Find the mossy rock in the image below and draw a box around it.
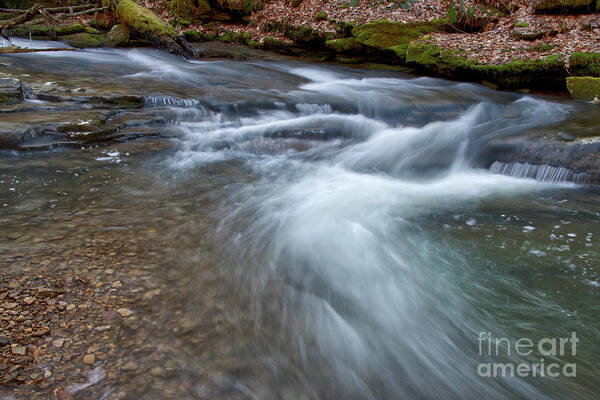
[25,23,84,37]
[534,0,594,14]
[85,27,100,34]
[566,77,600,102]
[0,78,25,105]
[512,28,557,41]
[263,21,328,46]
[216,30,252,44]
[170,0,211,23]
[569,52,600,76]
[325,37,363,53]
[262,37,294,52]
[55,23,85,35]
[406,41,566,89]
[314,11,328,21]
[351,20,446,61]
[105,24,130,47]
[116,0,177,39]
[62,33,105,48]
[183,29,216,42]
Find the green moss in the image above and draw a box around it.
[515,22,529,28]
[512,29,546,41]
[116,0,177,39]
[262,37,293,51]
[566,76,600,101]
[314,11,328,21]
[351,20,446,61]
[216,30,252,44]
[55,23,84,35]
[529,43,555,52]
[325,37,362,53]
[569,52,600,76]
[27,22,84,37]
[406,41,565,88]
[105,24,130,47]
[85,27,100,34]
[184,29,216,42]
[62,33,105,48]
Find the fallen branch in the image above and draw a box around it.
[0,4,41,30]
[19,7,110,28]
[0,4,93,14]
[0,46,76,53]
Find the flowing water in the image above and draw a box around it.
[1,40,600,399]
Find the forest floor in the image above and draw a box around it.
[161,0,600,66]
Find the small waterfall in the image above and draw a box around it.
[144,96,200,108]
[489,161,590,184]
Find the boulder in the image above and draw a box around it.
[566,76,600,102]
[512,28,557,40]
[61,33,105,48]
[0,78,26,105]
[104,24,130,47]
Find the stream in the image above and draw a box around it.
[1,39,599,399]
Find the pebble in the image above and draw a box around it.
[117,308,134,317]
[23,296,35,305]
[122,361,138,371]
[102,310,120,321]
[52,338,65,348]
[0,335,9,346]
[83,354,95,365]
[87,344,100,353]
[559,132,575,142]
[36,287,62,299]
[11,346,26,355]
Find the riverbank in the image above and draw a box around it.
[2,0,600,95]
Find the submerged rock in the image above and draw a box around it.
[566,76,600,102]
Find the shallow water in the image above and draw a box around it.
[1,41,599,399]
